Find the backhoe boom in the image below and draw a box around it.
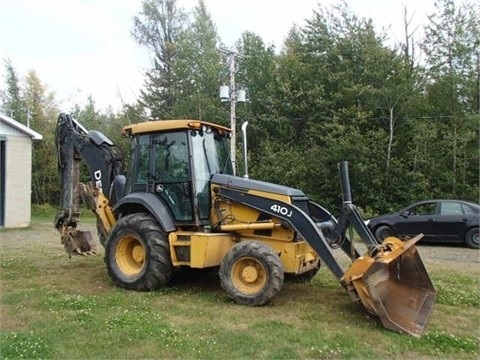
[54,113,123,255]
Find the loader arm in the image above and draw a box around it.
[54,113,124,255]
[211,170,364,280]
[212,161,436,337]
[323,161,378,249]
[213,183,348,279]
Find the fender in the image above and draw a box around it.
[113,192,176,233]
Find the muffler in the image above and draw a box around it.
[342,234,437,337]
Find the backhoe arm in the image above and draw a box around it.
[54,113,124,255]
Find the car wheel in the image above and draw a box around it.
[465,228,479,249]
[374,225,395,242]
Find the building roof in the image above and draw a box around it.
[0,113,43,140]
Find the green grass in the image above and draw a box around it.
[31,203,96,220]
[1,219,479,359]
[434,273,479,307]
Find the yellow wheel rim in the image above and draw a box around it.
[115,236,146,276]
[231,257,267,295]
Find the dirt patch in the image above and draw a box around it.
[1,221,98,252]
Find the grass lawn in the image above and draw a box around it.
[1,219,479,359]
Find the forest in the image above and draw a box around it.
[1,0,479,216]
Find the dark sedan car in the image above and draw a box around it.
[366,200,480,249]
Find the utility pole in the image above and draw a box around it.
[219,47,245,175]
[227,51,237,173]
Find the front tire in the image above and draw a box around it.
[105,213,173,291]
[219,241,284,306]
[374,225,395,242]
[465,228,479,249]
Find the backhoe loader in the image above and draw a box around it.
[54,113,436,337]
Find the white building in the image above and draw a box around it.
[0,113,43,228]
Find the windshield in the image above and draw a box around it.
[191,127,233,179]
[191,127,233,220]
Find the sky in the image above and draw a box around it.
[0,0,436,113]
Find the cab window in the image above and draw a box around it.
[153,132,192,221]
[135,135,150,184]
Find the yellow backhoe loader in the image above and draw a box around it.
[54,113,436,337]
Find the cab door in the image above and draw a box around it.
[152,131,193,222]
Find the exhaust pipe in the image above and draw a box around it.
[241,121,249,178]
[338,161,352,204]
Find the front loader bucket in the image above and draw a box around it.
[61,229,98,256]
[342,235,436,337]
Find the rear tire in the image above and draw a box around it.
[465,228,479,249]
[219,241,284,306]
[374,225,395,242]
[105,213,173,291]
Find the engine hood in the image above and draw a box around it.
[211,174,306,198]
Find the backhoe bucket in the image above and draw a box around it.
[61,229,98,256]
[342,235,436,337]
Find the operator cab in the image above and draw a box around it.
[124,121,233,225]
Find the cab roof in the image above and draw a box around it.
[122,119,231,137]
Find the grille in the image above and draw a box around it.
[175,246,190,262]
[292,198,309,215]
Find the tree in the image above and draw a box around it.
[421,0,479,198]
[171,0,226,122]
[464,1,480,113]
[235,31,283,155]
[236,31,278,117]
[276,2,411,210]
[22,71,59,204]
[132,0,187,118]
[1,60,24,123]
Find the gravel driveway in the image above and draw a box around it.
[416,243,479,272]
[1,221,478,273]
